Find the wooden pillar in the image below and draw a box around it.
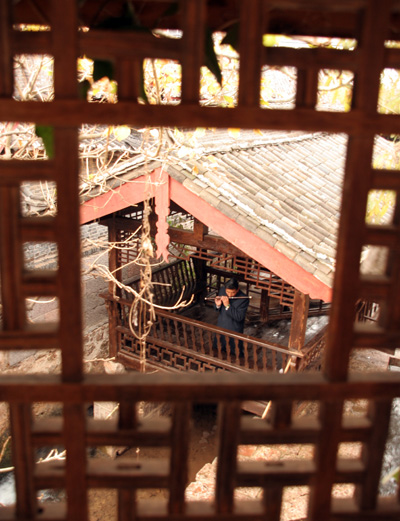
[288,290,310,370]
[108,216,122,358]
[260,289,270,323]
[192,219,209,301]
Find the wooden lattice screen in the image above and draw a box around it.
[1,1,400,520]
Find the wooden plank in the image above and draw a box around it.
[0,160,55,183]
[325,135,376,380]
[0,186,25,330]
[81,30,181,60]
[308,401,344,519]
[180,0,205,103]
[215,401,241,514]
[20,216,57,242]
[64,404,87,520]
[55,127,83,382]
[10,403,36,518]
[357,399,392,510]
[1,99,393,134]
[238,0,265,108]
[0,0,13,97]
[168,403,191,514]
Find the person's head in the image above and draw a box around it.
[225,278,239,298]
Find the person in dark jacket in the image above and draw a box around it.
[213,278,249,356]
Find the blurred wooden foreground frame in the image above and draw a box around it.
[1,0,400,520]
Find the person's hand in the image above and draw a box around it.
[221,296,229,307]
[215,296,222,306]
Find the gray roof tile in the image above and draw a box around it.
[89,129,392,293]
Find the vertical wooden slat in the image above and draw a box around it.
[0,186,24,330]
[296,68,319,109]
[0,0,13,97]
[55,127,83,382]
[118,400,137,521]
[64,403,87,521]
[383,198,400,330]
[51,1,78,99]
[215,401,241,514]
[358,399,392,510]
[308,401,343,520]
[10,403,36,518]
[117,58,141,101]
[181,0,205,103]
[326,1,391,381]
[169,402,191,514]
[263,484,283,521]
[325,134,375,380]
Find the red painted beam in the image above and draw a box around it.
[80,169,164,224]
[80,170,332,302]
[169,179,332,303]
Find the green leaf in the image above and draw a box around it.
[35,125,54,159]
[93,60,115,82]
[221,23,239,52]
[204,28,222,86]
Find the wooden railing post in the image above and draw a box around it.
[288,290,310,371]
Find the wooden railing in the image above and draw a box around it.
[111,297,303,374]
[122,258,198,307]
[297,326,328,372]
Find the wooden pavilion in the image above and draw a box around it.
[1,1,400,520]
[80,129,383,381]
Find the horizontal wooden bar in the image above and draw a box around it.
[80,30,182,60]
[34,461,65,490]
[87,459,170,488]
[239,416,320,445]
[265,47,359,70]
[21,270,58,297]
[20,217,57,242]
[0,371,399,402]
[358,274,391,299]
[3,100,400,135]
[331,496,400,520]
[237,460,315,486]
[86,417,172,447]
[0,160,55,184]
[364,224,399,247]
[32,418,63,446]
[371,168,400,190]
[0,322,59,349]
[12,31,52,55]
[353,322,400,350]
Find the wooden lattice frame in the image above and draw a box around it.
[1,1,400,520]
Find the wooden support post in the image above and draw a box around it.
[260,289,270,323]
[193,218,208,241]
[193,249,208,302]
[288,290,310,370]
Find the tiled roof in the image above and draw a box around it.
[160,130,392,289]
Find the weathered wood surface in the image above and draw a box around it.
[1,1,400,520]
